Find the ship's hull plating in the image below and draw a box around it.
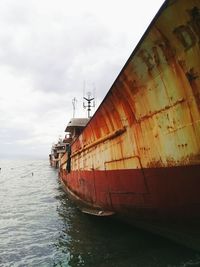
[58,0,200,250]
[61,165,200,217]
[60,165,200,250]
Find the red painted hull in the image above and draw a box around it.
[60,165,200,250]
[60,165,200,219]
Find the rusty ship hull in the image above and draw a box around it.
[59,0,200,250]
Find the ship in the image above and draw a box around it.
[49,138,68,168]
[53,0,200,251]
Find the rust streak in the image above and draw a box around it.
[71,127,126,158]
[136,98,185,122]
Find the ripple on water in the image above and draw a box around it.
[0,159,200,267]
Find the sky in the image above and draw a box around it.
[0,0,164,159]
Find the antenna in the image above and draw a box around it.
[72,97,77,118]
[83,91,95,118]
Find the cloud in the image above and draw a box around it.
[0,0,112,94]
[0,0,164,159]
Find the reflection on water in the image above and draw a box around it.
[0,160,199,267]
[55,188,200,267]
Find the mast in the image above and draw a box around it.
[83,91,95,118]
[72,97,77,118]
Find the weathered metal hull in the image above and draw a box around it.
[60,165,200,219]
[59,0,200,250]
[60,165,200,250]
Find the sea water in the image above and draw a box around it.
[0,159,199,267]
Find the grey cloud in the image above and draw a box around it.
[0,2,112,96]
[0,0,164,159]
[0,126,32,144]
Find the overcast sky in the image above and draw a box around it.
[0,0,164,159]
